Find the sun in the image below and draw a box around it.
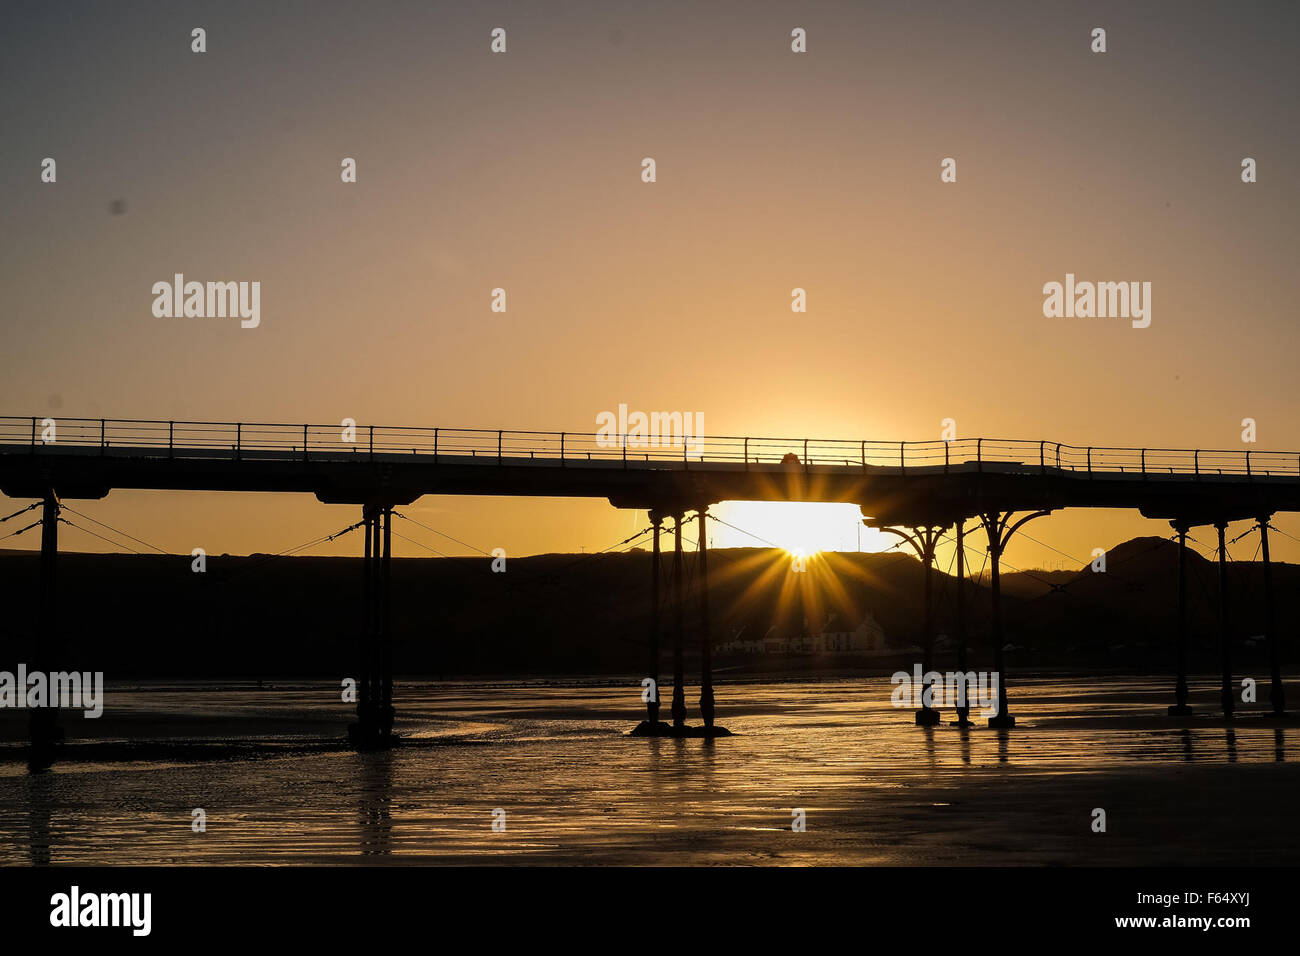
[710,501,893,554]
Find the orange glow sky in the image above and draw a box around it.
[1,1,1297,568]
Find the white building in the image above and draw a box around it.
[812,611,886,655]
[719,614,888,656]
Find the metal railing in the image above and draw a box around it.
[2,416,1297,478]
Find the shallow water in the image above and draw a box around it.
[2,676,1298,865]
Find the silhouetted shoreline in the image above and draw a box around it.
[1,538,1293,677]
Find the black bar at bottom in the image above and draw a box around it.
[0,865,1275,942]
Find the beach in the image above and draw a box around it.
[1,675,1297,866]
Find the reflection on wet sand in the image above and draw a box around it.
[2,675,1298,866]
[25,771,52,866]
[358,752,394,858]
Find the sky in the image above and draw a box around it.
[1,0,1298,570]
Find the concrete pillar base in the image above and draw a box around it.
[639,723,735,738]
[987,713,1016,729]
[914,707,942,726]
[671,724,733,738]
[629,720,676,737]
[348,719,398,751]
[26,720,64,773]
[1166,704,1194,716]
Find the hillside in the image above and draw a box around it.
[0,537,1294,677]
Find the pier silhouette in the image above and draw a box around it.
[3,416,1295,767]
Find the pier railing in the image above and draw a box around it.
[1,416,1296,478]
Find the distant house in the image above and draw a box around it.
[717,624,763,655]
[762,626,791,655]
[719,613,887,656]
[814,611,887,655]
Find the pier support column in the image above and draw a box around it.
[1216,521,1234,719]
[358,508,374,734]
[915,529,941,725]
[1167,521,1193,716]
[379,506,395,739]
[648,513,663,725]
[697,507,715,730]
[670,512,687,731]
[878,524,946,725]
[350,505,375,747]
[350,503,395,750]
[1258,516,1287,718]
[978,510,1051,729]
[631,512,671,736]
[28,491,64,772]
[368,509,382,734]
[986,530,1010,728]
[951,520,974,727]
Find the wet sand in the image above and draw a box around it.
[1,675,1298,865]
